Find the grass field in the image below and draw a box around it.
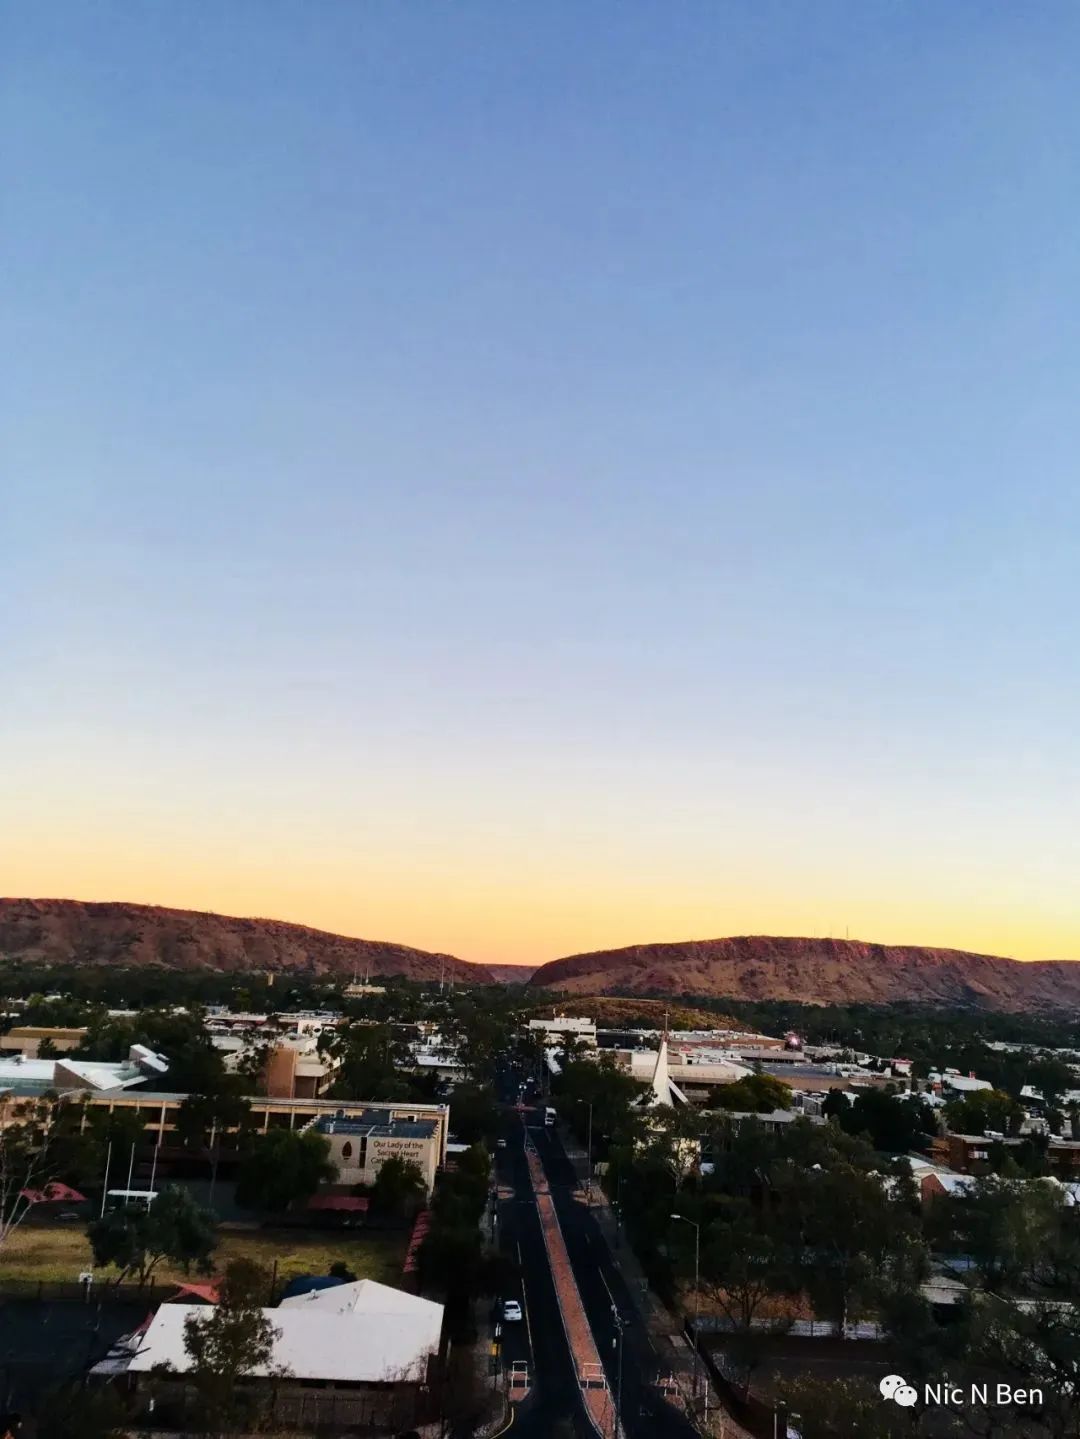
[2,1223,407,1287]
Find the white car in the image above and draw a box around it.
[502,1299,523,1322]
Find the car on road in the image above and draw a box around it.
[502,1299,523,1322]
[496,1137,507,1149]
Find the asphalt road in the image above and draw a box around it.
[492,1051,700,1439]
[495,1110,596,1438]
[530,1123,702,1439]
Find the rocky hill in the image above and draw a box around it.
[486,964,539,984]
[525,995,742,1030]
[0,899,493,984]
[528,935,1080,1013]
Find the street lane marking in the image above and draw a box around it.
[521,1274,535,1361]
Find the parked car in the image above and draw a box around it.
[502,1299,523,1322]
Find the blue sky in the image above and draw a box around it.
[4,3,1080,963]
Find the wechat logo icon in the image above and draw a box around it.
[880,1375,918,1408]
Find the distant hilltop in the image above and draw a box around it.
[529,935,1080,1014]
[486,964,539,984]
[0,898,491,985]
[5,901,1079,1014]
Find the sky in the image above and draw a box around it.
[4,3,1080,967]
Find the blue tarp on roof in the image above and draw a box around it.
[279,1274,347,1302]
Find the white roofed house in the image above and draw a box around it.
[118,1279,445,1431]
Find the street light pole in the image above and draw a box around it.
[585,1101,593,1206]
[671,1213,701,1399]
[600,1263,625,1439]
[611,1310,625,1439]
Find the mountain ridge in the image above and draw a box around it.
[0,898,493,985]
[528,934,1080,1013]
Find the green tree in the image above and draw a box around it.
[774,1376,910,1439]
[944,1087,1023,1138]
[35,1383,128,1439]
[711,1072,793,1113]
[960,1292,1080,1439]
[1026,1056,1075,1110]
[325,1023,419,1101]
[0,1097,68,1251]
[448,1083,500,1145]
[795,1162,917,1330]
[182,1258,282,1429]
[175,1080,252,1151]
[698,1198,797,1334]
[87,1185,217,1286]
[234,1128,336,1213]
[554,1055,645,1156]
[371,1156,428,1220]
[947,1176,1063,1293]
[418,1222,483,1294]
[832,1088,937,1153]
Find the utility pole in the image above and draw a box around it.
[671,1213,701,1398]
[600,1267,624,1439]
[585,1100,593,1206]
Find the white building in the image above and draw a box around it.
[128,1279,444,1386]
[527,1015,597,1047]
[0,1043,168,1103]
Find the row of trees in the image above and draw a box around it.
[552,1054,1080,1438]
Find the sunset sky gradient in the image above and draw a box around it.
[5,4,1080,965]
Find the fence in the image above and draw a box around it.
[130,1380,435,1434]
[0,1277,162,1305]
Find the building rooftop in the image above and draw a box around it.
[1,1025,88,1041]
[0,1043,167,1098]
[130,1283,443,1384]
[314,1115,438,1140]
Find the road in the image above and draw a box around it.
[493,1066,700,1439]
[495,1111,596,1438]
[530,1122,701,1439]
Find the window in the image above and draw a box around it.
[341,1141,353,1159]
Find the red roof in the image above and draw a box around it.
[306,1194,369,1213]
[170,1282,221,1304]
[19,1181,88,1205]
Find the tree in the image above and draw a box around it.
[77,1009,228,1094]
[774,1376,909,1439]
[175,1081,252,1151]
[418,1223,483,1296]
[698,1198,797,1336]
[0,1097,65,1251]
[794,1163,917,1331]
[234,1128,336,1213]
[710,1073,793,1113]
[35,1383,127,1439]
[1026,1056,1075,1111]
[944,1088,1023,1139]
[960,1292,1080,1439]
[87,1185,217,1286]
[554,1055,645,1155]
[832,1089,936,1153]
[447,1083,499,1145]
[371,1156,428,1220]
[821,1088,852,1123]
[182,1258,282,1429]
[947,1176,1063,1293]
[325,1023,421,1102]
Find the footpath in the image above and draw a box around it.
[524,1141,615,1438]
[558,1132,754,1439]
